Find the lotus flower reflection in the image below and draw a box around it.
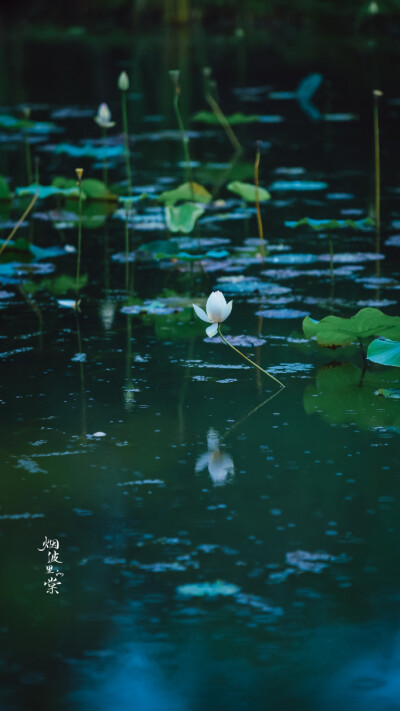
[195,429,234,486]
[193,290,233,338]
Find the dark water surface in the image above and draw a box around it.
[1,23,400,711]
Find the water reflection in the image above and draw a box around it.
[195,428,234,486]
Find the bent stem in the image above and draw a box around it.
[0,189,39,256]
[217,325,284,389]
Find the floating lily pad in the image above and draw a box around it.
[256,308,309,319]
[375,388,400,399]
[368,338,400,367]
[303,308,400,348]
[215,276,291,296]
[176,580,241,598]
[21,274,88,296]
[191,111,259,125]
[16,184,80,199]
[227,181,270,203]
[53,142,124,159]
[204,334,266,347]
[285,217,374,231]
[268,181,328,191]
[165,203,205,234]
[265,253,317,265]
[158,182,211,206]
[0,115,60,134]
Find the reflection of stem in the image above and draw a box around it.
[121,91,132,194]
[178,337,194,441]
[254,145,265,259]
[373,90,382,240]
[173,87,191,184]
[221,387,284,441]
[218,325,285,388]
[211,147,242,201]
[75,314,87,438]
[0,189,39,256]
[19,286,43,350]
[102,126,108,186]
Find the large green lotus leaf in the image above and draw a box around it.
[158,182,211,206]
[0,176,11,200]
[367,338,400,367]
[16,184,80,199]
[165,203,205,234]
[227,181,271,203]
[285,217,374,231]
[303,362,400,430]
[304,308,400,347]
[191,111,259,125]
[52,177,78,190]
[137,240,180,258]
[81,179,113,201]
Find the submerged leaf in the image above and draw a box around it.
[227,181,271,203]
[367,338,400,367]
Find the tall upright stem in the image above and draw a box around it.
[121,91,132,194]
[75,173,83,301]
[102,126,108,186]
[173,87,192,185]
[217,325,284,389]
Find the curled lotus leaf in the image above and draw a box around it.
[367,338,400,367]
[227,181,271,203]
[158,182,211,206]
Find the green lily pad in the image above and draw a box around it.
[191,111,259,125]
[158,182,212,206]
[375,388,400,399]
[285,217,374,231]
[367,338,400,367]
[0,115,59,134]
[165,203,205,234]
[227,181,271,203]
[269,180,328,191]
[303,308,400,348]
[54,142,124,159]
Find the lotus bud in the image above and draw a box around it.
[118,71,129,91]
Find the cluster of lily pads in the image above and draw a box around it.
[0,69,399,385]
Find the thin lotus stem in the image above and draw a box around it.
[373,90,382,243]
[173,87,192,185]
[121,90,132,194]
[75,314,87,438]
[102,126,108,186]
[217,325,285,389]
[125,209,130,292]
[254,143,265,259]
[0,189,39,256]
[75,173,83,301]
[328,233,334,282]
[205,90,242,153]
[24,131,32,185]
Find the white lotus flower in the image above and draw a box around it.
[195,429,234,486]
[94,103,116,129]
[118,71,129,91]
[193,290,233,338]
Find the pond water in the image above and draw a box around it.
[1,22,400,711]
